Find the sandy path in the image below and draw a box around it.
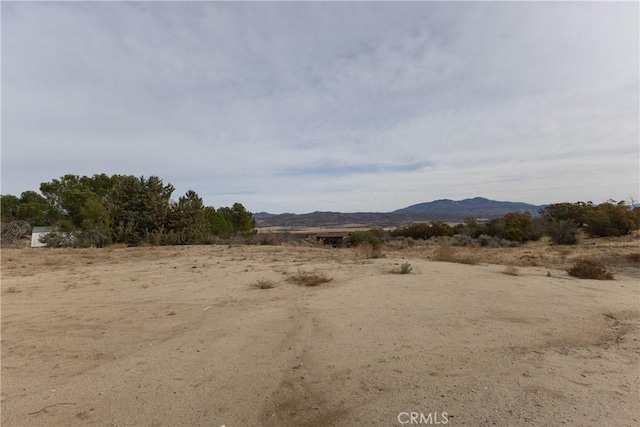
[1,245,639,426]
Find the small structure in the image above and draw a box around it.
[30,226,56,248]
[315,232,350,248]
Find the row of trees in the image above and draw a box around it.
[391,200,639,245]
[1,174,256,246]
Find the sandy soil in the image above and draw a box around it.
[2,242,639,426]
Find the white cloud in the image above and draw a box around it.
[2,1,638,213]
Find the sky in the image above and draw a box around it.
[1,1,638,214]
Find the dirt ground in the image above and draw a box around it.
[1,240,639,426]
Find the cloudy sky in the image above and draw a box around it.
[2,1,638,213]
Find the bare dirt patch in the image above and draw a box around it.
[2,241,639,426]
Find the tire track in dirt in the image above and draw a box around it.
[259,293,352,427]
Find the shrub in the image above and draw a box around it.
[486,212,532,242]
[39,231,76,247]
[452,234,474,247]
[252,278,278,289]
[547,219,578,245]
[399,262,412,274]
[392,221,454,240]
[0,220,31,247]
[586,201,637,237]
[477,234,495,247]
[346,231,382,248]
[502,265,520,276]
[76,228,110,248]
[287,269,333,286]
[567,259,614,280]
[433,246,479,265]
[625,253,640,263]
[453,217,487,238]
[355,243,384,259]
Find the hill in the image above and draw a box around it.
[393,197,541,218]
[255,197,543,228]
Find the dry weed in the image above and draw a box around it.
[625,253,640,263]
[502,265,520,276]
[354,244,384,259]
[287,269,333,286]
[567,259,614,280]
[252,278,278,289]
[434,246,479,265]
[391,262,413,274]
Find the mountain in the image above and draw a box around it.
[254,197,544,228]
[393,197,542,218]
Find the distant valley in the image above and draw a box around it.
[254,197,543,228]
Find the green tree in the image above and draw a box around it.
[39,174,119,228]
[540,202,590,227]
[7,191,60,225]
[392,221,454,240]
[547,219,579,245]
[204,206,233,238]
[106,175,174,245]
[585,201,637,237]
[168,190,207,244]
[486,212,532,242]
[218,203,256,237]
[453,217,487,238]
[1,194,21,222]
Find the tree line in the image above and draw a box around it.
[391,200,639,245]
[1,174,256,247]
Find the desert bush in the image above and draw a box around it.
[625,253,640,263]
[287,269,333,286]
[477,234,495,247]
[399,262,412,274]
[355,243,384,259]
[502,265,520,276]
[76,228,110,248]
[434,245,456,262]
[453,217,487,238]
[39,231,76,248]
[526,217,547,241]
[585,201,637,237]
[252,278,278,289]
[452,234,474,247]
[247,232,286,246]
[392,221,454,240]
[433,246,479,265]
[346,230,382,248]
[476,234,519,248]
[547,219,578,245]
[486,212,533,243]
[567,259,614,280]
[0,220,31,247]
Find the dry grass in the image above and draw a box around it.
[625,253,640,263]
[252,278,279,289]
[391,262,413,274]
[567,259,614,280]
[354,244,384,259]
[502,265,520,276]
[287,269,333,287]
[552,247,573,258]
[433,246,479,265]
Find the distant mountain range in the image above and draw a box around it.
[254,197,543,228]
